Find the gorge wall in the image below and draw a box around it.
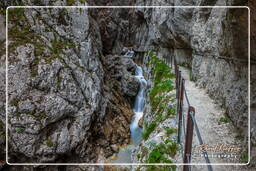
[0,0,139,164]
[0,0,255,170]
[132,0,255,166]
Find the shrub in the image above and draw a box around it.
[167,108,176,116]
[147,143,172,163]
[142,122,157,140]
[165,128,177,137]
[146,142,178,164]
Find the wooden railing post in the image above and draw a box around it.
[183,106,195,171]
[177,78,185,144]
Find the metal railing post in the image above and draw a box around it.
[183,106,195,171]
[177,78,185,144]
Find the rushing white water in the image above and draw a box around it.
[130,66,147,145]
[111,65,147,163]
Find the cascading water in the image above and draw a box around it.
[130,66,147,145]
[111,64,147,163]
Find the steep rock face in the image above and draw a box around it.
[0,0,255,168]
[133,0,254,164]
[91,55,139,159]
[0,1,139,164]
[191,4,249,138]
[7,7,105,163]
[133,0,195,63]
[89,7,134,55]
[0,13,6,161]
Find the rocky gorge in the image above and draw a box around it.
[0,0,255,171]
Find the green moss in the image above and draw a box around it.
[66,0,76,6]
[16,127,25,133]
[46,39,76,64]
[8,8,25,22]
[38,112,46,120]
[219,117,231,123]
[241,152,249,163]
[46,137,54,147]
[142,122,157,140]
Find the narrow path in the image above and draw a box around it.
[177,67,251,171]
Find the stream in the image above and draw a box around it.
[111,64,147,163]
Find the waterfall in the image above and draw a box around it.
[130,66,147,145]
[111,63,147,163]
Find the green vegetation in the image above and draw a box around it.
[219,117,231,123]
[145,142,177,170]
[46,137,54,147]
[165,127,177,137]
[241,152,249,163]
[137,154,141,159]
[139,51,178,169]
[148,51,175,115]
[66,0,76,6]
[149,80,174,101]
[141,51,176,140]
[167,108,176,116]
[8,7,77,78]
[16,127,25,133]
[142,122,157,140]
[147,143,172,163]
[79,0,86,3]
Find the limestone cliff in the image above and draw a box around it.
[0,1,139,164]
[0,0,255,170]
[132,0,254,166]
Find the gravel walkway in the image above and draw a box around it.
[175,66,252,171]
